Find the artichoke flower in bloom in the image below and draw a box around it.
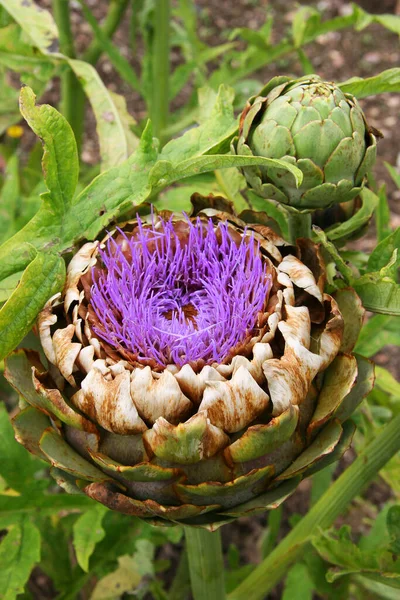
[233,75,378,211]
[5,200,372,529]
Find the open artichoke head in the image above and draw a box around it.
[5,199,373,529]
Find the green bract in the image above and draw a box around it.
[233,75,378,211]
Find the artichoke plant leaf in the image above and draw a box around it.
[149,154,303,194]
[0,0,58,52]
[367,227,400,274]
[0,404,46,493]
[19,85,79,215]
[339,68,400,99]
[0,516,41,600]
[0,251,65,360]
[354,274,400,316]
[0,0,129,172]
[312,525,400,584]
[72,504,107,572]
[0,493,94,518]
[68,59,129,171]
[161,84,238,162]
[325,188,379,243]
[0,84,77,282]
[355,314,400,357]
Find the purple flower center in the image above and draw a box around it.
[90,216,271,368]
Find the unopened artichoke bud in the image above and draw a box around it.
[5,201,373,529]
[233,75,378,211]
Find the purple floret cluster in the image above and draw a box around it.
[90,215,271,367]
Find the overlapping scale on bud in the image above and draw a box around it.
[5,199,373,529]
[233,75,378,211]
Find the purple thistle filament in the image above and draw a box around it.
[90,216,272,368]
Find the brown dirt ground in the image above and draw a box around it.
[5,1,400,598]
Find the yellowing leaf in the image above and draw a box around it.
[90,555,141,600]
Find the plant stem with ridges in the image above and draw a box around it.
[151,0,170,144]
[229,412,400,600]
[169,549,191,600]
[185,527,226,600]
[83,0,130,65]
[73,0,130,155]
[52,0,79,138]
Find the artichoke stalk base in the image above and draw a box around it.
[5,198,373,530]
[233,75,378,211]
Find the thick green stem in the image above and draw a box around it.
[229,412,400,600]
[151,0,170,144]
[83,0,130,65]
[169,549,191,600]
[287,210,312,243]
[73,0,129,156]
[52,0,80,137]
[184,527,226,600]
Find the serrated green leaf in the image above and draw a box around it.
[19,86,78,215]
[133,539,155,577]
[160,84,237,162]
[355,315,400,357]
[38,516,74,594]
[292,6,320,48]
[150,154,303,194]
[0,517,41,600]
[0,493,94,520]
[339,68,400,98]
[64,120,156,243]
[0,83,78,283]
[374,14,400,35]
[326,188,378,243]
[313,526,400,583]
[73,505,107,572]
[368,228,400,273]
[0,404,46,493]
[0,251,65,360]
